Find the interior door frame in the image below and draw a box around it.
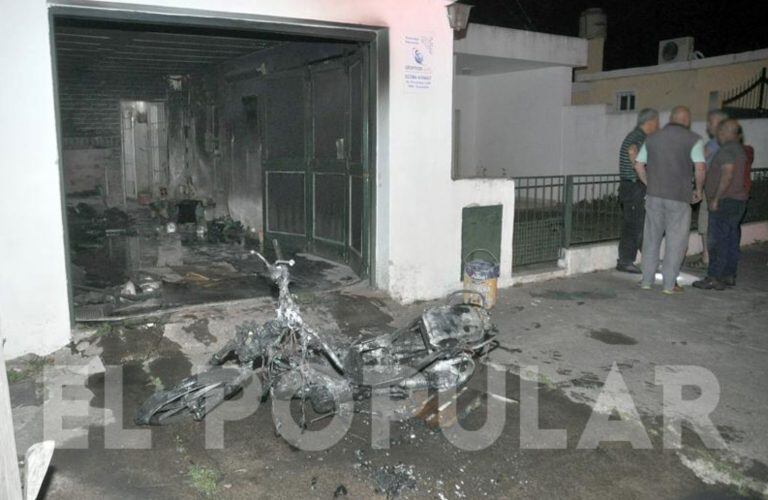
[119,99,169,203]
[48,3,387,331]
[119,100,138,203]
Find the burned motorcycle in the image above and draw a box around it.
[135,244,497,426]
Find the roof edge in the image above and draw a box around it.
[576,47,768,82]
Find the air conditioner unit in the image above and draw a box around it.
[658,37,694,64]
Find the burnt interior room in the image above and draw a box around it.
[54,16,370,319]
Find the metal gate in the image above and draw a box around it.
[262,52,369,276]
[262,69,308,252]
[721,67,767,118]
[512,176,565,268]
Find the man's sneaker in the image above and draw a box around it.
[616,263,642,274]
[721,276,736,287]
[693,277,726,291]
[639,282,652,290]
[662,284,685,295]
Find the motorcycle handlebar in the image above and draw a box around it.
[250,250,294,269]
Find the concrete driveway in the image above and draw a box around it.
[8,245,768,498]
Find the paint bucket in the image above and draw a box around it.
[463,249,499,309]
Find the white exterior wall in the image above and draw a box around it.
[452,75,479,178]
[456,66,573,177]
[0,0,521,357]
[562,106,768,175]
[455,24,587,69]
[0,1,71,359]
[475,66,572,177]
[560,221,768,278]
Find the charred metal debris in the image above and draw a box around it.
[136,243,498,430]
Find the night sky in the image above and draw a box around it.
[461,0,768,71]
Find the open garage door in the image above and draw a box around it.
[51,6,380,324]
[263,51,369,276]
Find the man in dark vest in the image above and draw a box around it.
[633,106,706,294]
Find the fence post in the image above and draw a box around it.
[563,175,574,248]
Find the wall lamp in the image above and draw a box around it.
[446,2,473,31]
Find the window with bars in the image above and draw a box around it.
[616,91,636,112]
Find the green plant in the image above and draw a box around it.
[95,323,113,337]
[6,369,25,383]
[146,376,164,392]
[187,465,219,497]
[6,356,52,383]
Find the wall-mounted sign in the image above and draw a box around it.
[404,34,434,92]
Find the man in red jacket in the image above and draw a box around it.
[741,128,754,195]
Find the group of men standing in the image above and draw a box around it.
[616,105,753,293]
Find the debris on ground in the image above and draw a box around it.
[372,463,417,497]
[73,202,98,220]
[207,217,245,243]
[104,207,131,229]
[67,203,133,249]
[66,201,357,322]
[413,386,487,429]
[135,274,162,294]
[120,280,137,296]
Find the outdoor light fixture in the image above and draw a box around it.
[446,2,473,31]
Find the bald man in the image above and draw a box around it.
[634,106,706,294]
[693,119,749,291]
[696,109,729,268]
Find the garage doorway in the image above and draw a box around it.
[50,7,381,318]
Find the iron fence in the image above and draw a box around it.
[565,174,622,246]
[745,168,768,223]
[512,168,768,268]
[512,176,565,268]
[721,67,768,119]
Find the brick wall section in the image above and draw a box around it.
[62,147,120,192]
[57,67,168,204]
[57,68,168,145]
